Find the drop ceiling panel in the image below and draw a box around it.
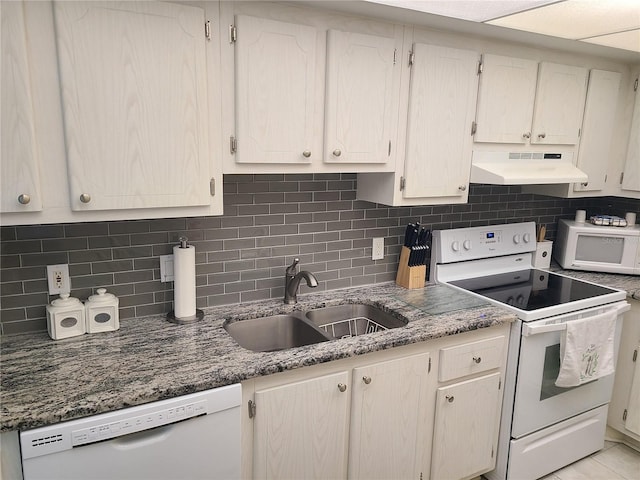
[487,0,640,40]
[582,28,640,52]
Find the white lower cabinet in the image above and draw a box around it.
[242,323,509,479]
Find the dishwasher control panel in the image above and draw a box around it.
[71,399,207,446]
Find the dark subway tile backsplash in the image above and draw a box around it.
[1,174,639,335]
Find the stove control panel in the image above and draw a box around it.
[434,222,537,264]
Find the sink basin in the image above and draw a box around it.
[223,314,329,352]
[305,304,407,339]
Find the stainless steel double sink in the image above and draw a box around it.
[223,303,407,352]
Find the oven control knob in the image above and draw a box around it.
[463,240,471,250]
[513,234,521,244]
[523,233,531,243]
[451,241,460,252]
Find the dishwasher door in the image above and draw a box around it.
[20,384,241,480]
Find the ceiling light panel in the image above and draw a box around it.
[487,0,640,40]
[364,0,559,22]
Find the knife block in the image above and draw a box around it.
[396,246,426,289]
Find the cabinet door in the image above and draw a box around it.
[403,44,479,199]
[474,54,538,144]
[531,62,588,145]
[54,1,211,211]
[324,29,399,164]
[624,344,640,436]
[574,70,621,193]
[431,372,502,480]
[349,353,431,480]
[622,79,640,193]
[1,0,42,213]
[235,15,319,164]
[253,371,350,479]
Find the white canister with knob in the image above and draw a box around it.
[46,294,86,340]
[85,288,120,333]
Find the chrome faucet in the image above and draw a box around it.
[284,258,318,304]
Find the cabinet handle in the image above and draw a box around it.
[473,356,482,364]
[332,149,342,157]
[302,150,311,158]
[446,395,454,403]
[337,383,347,392]
[522,132,531,139]
[80,193,92,203]
[581,182,589,187]
[17,194,31,205]
[458,185,467,192]
[537,133,546,139]
[362,376,372,384]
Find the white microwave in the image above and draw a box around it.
[554,219,640,275]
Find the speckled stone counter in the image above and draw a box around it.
[549,263,640,300]
[0,282,514,433]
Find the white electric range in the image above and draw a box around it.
[430,222,629,480]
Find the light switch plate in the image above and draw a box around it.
[160,255,174,282]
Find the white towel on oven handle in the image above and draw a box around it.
[555,309,617,388]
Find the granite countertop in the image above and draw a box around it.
[549,263,640,300]
[0,282,514,433]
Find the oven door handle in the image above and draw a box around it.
[522,302,630,337]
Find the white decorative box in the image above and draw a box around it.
[85,288,119,333]
[46,294,86,340]
[532,240,553,269]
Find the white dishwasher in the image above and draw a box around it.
[19,384,241,480]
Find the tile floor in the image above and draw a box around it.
[541,441,640,479]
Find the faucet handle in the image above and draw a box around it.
[286,258,300,275]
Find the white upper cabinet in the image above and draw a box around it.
[324,30,399,165]
[1,1,42,213]
[402,43,479,200]
[474,55,538,144]
[531,62,588,145]
[573,70,622,193]
[474,55,588,146]
[54,1,212,211]
[622,77,640,193]
[234,15,319,164]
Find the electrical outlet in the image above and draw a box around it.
[372,237,385,260]
[46,264,70,295]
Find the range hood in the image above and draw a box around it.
[470,151,588,185]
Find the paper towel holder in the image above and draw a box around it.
[167,236,204,325]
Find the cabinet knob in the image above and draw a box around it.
[581,182,589,187]
[537,133,546,139]
[473,356,482,364]
[362,376,372,384]
[17,194,31,205]
[337,383,347,392]
[446,395,455,403]
[522,132,531,139]
[458,185,467,192]
[332,149,342,157]
[302,150,311,158]
[80,193,91,203]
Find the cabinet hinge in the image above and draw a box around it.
[633,349,638,362]
[477,57,483,75]
[400,176,406,191]
[229,24,237,43]
[393,48,397,65]
[420,473,423,480]
[491,447,495,458]
[428,357,432,373]
[230,136,237,154]
[499,378,502,390]
[623,409,627,421]
[408,51,415,66]
[620,172,625,184]
[578,128,581,138]
[634,77,639,92]
[248,400,256,419]
[605,174,608,183]
[210,178,216,196]
[388,140,392,156]
[471,121,477,136]
[205,20,211,40]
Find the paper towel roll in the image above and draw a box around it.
[173,244,196,319]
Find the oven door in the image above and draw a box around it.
[511,302,629,439]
